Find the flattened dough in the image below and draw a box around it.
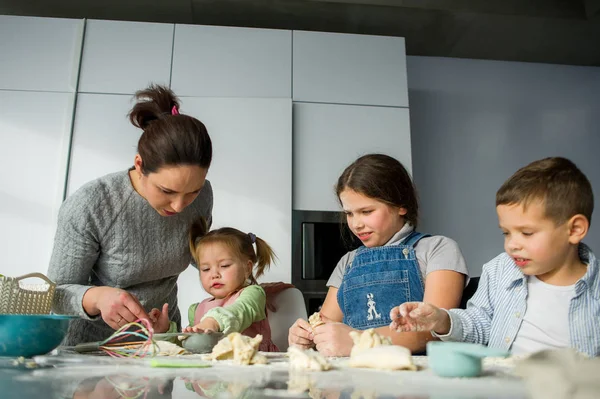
[349,328,392,357]
[209,332,266,365]
[348,345,416,371]
[288,346,332,371]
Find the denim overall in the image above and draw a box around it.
[337,231,429,329]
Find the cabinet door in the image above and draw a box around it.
[293,31,408,107]
[66,94,140,195]
[176,98,292,314]
[79,20,174,94]
[0,91,74,275]
[293,103,412,211]
[171,25,291,98]
[0,16,83,92]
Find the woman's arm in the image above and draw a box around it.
[47,196,102,319]
[47,191,150,329]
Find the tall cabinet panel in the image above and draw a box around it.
[171,25,291,98]
[293,102,412,212]
[175,98,292,314]
[0,16,83,92]
[78,20,174,94]
[66,94,140,195]
[293,31,408,107]
[0,91,74,274]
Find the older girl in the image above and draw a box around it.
[288,154,469,355]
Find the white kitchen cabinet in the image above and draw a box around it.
[0,16,83,92]
[78,20,174,94]
[171,25,291,98]
[293,102,412,211]
[293,31,409,107]
[175,97,292,314]
[0,90,74,275]
[66,93,140,195]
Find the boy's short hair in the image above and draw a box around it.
[496,157,594,225]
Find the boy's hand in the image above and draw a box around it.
[149,303,170,333]
[389,302,451,335]
[183,317,220,333]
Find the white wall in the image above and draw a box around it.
[408,56,600,276]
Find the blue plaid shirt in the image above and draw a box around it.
[436,243,600,357]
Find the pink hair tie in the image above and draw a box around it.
[171,105,179,116]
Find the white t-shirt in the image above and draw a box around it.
[327,223,469,288]
[511,275,575,355]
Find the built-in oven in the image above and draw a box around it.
[292,210,362,315]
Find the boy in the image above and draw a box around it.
[390,157,600,356]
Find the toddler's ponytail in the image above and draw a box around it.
[252,236,277,281]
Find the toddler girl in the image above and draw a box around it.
[183,217,279,352]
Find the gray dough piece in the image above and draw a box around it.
[182,332,225,354]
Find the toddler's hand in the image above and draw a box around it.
[183,317,220,333]
[389,302,450,335]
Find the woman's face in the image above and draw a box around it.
[131,155,208,217]
[339,189,407,247]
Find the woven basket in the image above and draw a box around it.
[0,273,56,315]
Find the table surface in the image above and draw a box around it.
[0,352,528,399]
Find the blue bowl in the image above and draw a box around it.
[427,342,510,378]
[0,314,78,358]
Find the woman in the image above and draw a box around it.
[48,84,213,345]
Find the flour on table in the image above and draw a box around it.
[208,332,266,365]
[288,346,332,371]
[348,345,417,371]
[514,348,599,399]
[349,328,392,357]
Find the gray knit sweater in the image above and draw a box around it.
[47,170,213,345]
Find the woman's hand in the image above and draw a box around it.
[389,302,450,334]
[83,287,151,330]
[183,317,220,333]
[148,303,170,333]
[312,322,355,357]
[288,318,315,349]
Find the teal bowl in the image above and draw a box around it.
[427,342,510,378]
[0,314,78,358]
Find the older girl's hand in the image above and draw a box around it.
[288,318,315,349]
[84,287,151,331]
[389,302,450,335]
[312,322,355,357]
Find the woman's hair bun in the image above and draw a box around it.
[129,84,180,130]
